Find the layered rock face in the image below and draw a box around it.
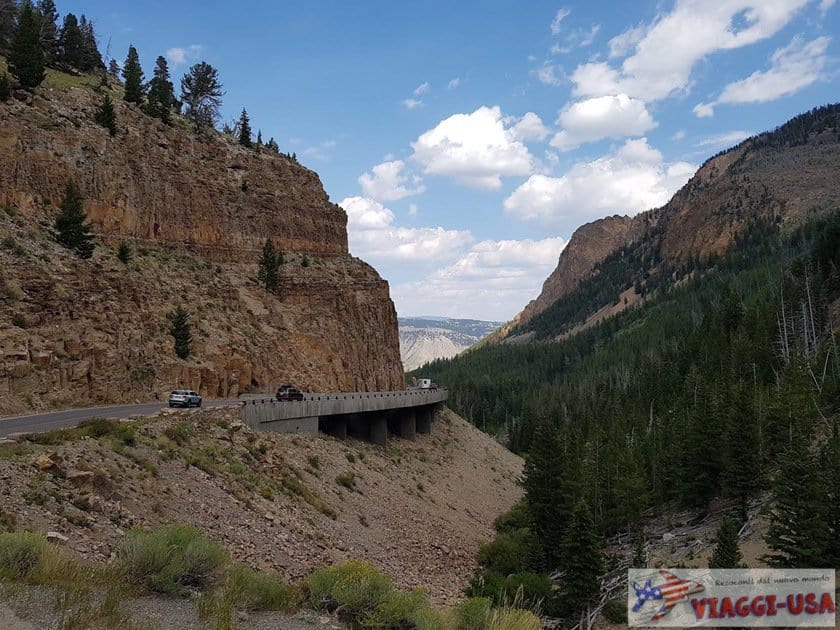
[0,88,404,415]
[514,111,840,329]
[515,214,646,328]
[0,90,346,259]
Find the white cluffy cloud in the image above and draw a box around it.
[551,8,571,35]
[572,0,811,101]
[411,106,535,189]
[551,94,657,151]
[510,112,550,142]
[448,77,461,89]
[165,44,202,67]
[339,197,472,263]
[504,138,696,224]
[359,160,425,202]
[392,237,568,320]
[694,35,830,117]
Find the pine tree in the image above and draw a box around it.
[36,0,57,61]
[94,94,116,135]
[257,238,279,293]
[709,517,743,568]
[238,108,252,147]
[145,56,175,123]
[77,15,102,71]
[167,305,192,359]
[559,501,602,615]
[256,129,262,147]
[180,61,222,130]
[764,438,832,568]
[0,0,17,53]
[9,1,45,90]
[57,12,82,68]
[523,419,580,568]
[818,429,840,569]
[107,58,119,79]
[122,45,144,105]
[116,241,131,264]
[55,180,94,259]
[724,385,762,520]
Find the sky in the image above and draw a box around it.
[62,0,838,320]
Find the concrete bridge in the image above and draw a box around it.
[241,389,448,445]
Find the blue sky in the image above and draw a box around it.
[64,0,837,320]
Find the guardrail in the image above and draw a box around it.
[240,388,448,405]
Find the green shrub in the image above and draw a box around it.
[308,560,392,617]
[486,607,541,630]
[469,570,555,616]
[602,597,628,624]
[454,597,492,629]
[163,422,193,446]
[309,560,444,628]
[117,524,227,595]
[2,235,25,256]
[0,532,48,579]
[226,564,302,611]
[335,472,356,489]
[492,502,529,534]
[369,588,443,629]
[476,528,539,575]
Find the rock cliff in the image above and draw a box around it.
[0,87,404,415]
[513,104,840,331]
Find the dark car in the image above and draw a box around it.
[276,384,304,401]
[168,389,202,408]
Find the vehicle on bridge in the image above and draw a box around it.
[414,378,437,390]
[276,384,304,401]
[168,390,202,408]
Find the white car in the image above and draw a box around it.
[168,390,202,408]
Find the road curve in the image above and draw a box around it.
[0,399,241,439]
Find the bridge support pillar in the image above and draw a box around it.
[416,406,432,434]
[369,413,388,446]
[397,409,417,441]
[321,416,347,439]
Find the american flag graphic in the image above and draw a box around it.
[632,569,705,622]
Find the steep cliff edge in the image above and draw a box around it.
[511,104,840,333]
[0,87,404,415]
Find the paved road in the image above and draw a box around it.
[0,399,241,439]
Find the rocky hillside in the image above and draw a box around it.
[0,84,404,415]
[511,104,840,336]
[399,317,503,372]
[0,406,523,603]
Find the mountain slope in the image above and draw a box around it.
[399,317,503,371]
[0,406,523,603]
[511,104,840,340]
[0,83,404,415]
[419,105,839,538]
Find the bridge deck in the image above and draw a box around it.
[241,389,448,443]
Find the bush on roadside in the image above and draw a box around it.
[454,597,492,629]
[0,532,48,579]
[476,528,540,576]
[226,564,302,611]
[308,559,444,628]
[117,524,227,595]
